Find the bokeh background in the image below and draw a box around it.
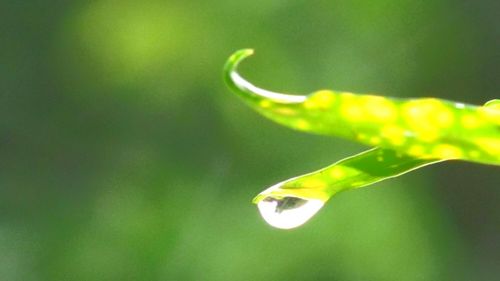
[1,0,499,280]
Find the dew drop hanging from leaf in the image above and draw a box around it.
[257,196,324,229]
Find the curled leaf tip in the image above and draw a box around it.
[224,49,254,73]
[223,49,254,93]
[224,49,306,104]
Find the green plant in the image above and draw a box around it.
[224,49,500,229]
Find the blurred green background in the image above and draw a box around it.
[1,0,499,280]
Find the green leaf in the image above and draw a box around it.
[224,49,500,229]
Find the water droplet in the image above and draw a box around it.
[257,196,324,229]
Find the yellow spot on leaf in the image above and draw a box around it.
[402,99,455,133]
[301,178,327,189]
[356,133,368,141]
[369,136,381,145]
[417,129,440,142]
[329,167,344,179]
[381,125,406,146]
[362,96,398,122]
[295,119,310,130]
[475,138,500,155]
[259,100,272,108]
[340,93,365,121]
[435,110,454,127]
[306,90,336,109]
[274,107,297,116]
[303,99,316,109]
[461,114,481,129]
[433,144,462,159]
[341,104,364,121]
[408,145,425,157]
[479,107,500,125]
